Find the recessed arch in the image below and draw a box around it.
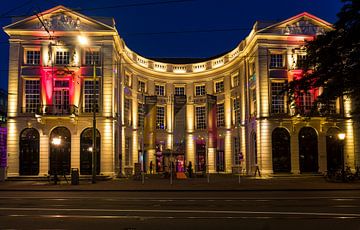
[272,127,291,173]
[49,127,71,175]
[19,128,40,175]
[80,128,101,175]
[298,127,318,173]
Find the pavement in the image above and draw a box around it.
[1,174,360,191]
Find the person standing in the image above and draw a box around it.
[149,161,153,174]
[188,161,193,178]
[254,163,261,177]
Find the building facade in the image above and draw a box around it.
[3,6,359,178]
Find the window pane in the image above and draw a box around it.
[25,80,40,113]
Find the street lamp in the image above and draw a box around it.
[78,35,97,184]
[338,132,346,181]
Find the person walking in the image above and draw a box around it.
[254,162,261,177]
[188,161,193,178]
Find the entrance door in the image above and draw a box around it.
[196,142,206,172]
[19,128,40,175]
[326,128,342,171]
[49,127,71,175]
[299,127,318,173]
[53,88,69,114]
[272,128,291,173]
[80,128,101,175]
[216,151,225,172]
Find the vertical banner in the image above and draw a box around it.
[144,96,157,150]
[207,94,217,148]
[173,95,187,154]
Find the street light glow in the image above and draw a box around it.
[51,137,61,146]
[338,133,346,140]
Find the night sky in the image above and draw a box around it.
[0,0,343,91]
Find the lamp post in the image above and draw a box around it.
[78,35,97,184]
[338,133,346,181]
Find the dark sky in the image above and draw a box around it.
[0,0,343,91]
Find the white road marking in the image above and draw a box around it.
[0,207,359,217]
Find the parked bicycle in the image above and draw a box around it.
[324,166,355,182]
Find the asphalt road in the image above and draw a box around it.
[0,190,359,230]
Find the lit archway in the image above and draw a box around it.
[80,128,101,175]
[49,127,71,175]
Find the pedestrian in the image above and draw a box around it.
[149,161,153,174]
[254,163,261,177]
[188,161,193,178]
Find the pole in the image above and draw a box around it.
[170,94,173,185]
[142,93,145,184]
[92,57,97,184]
[341,140,345,182]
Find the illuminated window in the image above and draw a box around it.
[271,81,286,114]
[175,86,185,95]
[138,103,144,129]
[124,98,132,126]
[299,91,314,114]
[233,97,241,126]
[270,54,284,68]
[24,80,40,113]
[250,88,257,116]
[232,74,239,88]
[155,84,165,96]
[215,81,224,93]
[216,103,225,127]
[156,106,165,130]
[196,106,206,129]
[25,50,40,65]
[138,80,146,93]
[195,85,206,96]
[85,50,100,65]
[55,50,70,65]
[83,80,99,113]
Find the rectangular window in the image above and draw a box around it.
[138,103,144,129]
[232,74,239,88]
[271,82,286,114]
[196,106,206,129]
[296,54,307,69]
[83,80,99,113]
[155,84,165,96]
[299,91,313,114]
[156,106,165,129]
[125,137,131,166]
[85,50,100,65]
[26,50,40,65]
[215,81,224,93]
[24,80,40,113]
[195,85,206,96]
[270,54,284,68]
[250,88,257,116]
[54,80,69,88]
[175,86,185,95]
[233,97,241,126]
[55,50,70,65]
[138,80,146,93]
[216,103,225,127]
[234,137,240,165]
[124,98,132,126]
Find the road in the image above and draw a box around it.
[0,190,359,230]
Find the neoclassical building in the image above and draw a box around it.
[3,5,359,178]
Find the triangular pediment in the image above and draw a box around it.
[257,12,333,36]
[4,5,116,34]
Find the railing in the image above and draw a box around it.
[35,105,79,116]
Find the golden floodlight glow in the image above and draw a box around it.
[77,35,89,46]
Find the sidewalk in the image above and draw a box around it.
[1,174,360,191]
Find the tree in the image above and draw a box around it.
[287,0,360,120]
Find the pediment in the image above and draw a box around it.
[258,12,333,36]
[4,5,115,34]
